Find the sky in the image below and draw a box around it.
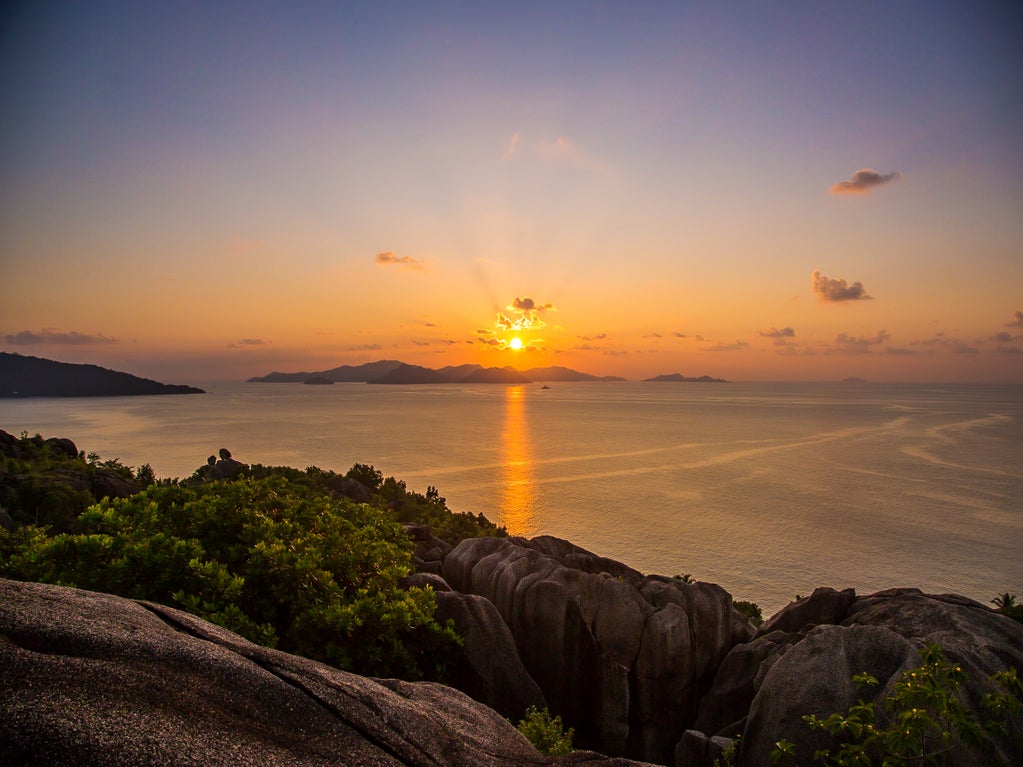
[2,1,1022,383]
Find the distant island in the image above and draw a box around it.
[0,352,205,397]
[249,360,631,385]
[642,372,727,383]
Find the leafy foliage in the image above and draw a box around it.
[0,477,460,679]
[770,643,1022,766]
[734,599,764,626]
[992,593,1023,624]
[516,706,574,756]
[0,431,137,531]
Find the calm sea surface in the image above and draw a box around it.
[2,381,1021,616]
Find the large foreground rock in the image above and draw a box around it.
[0,579,654,767]
[442,536,754,764]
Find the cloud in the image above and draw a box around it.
[812,271,873,302]
[643,332,663,339]
[347,343,382,351]
[990,331,1020,343]
[830,330,891,354]
[475,328,496,336]
[829,168,902,195]
[5,329,117,346]
[1005,311,1023,328]
[501,133,521,161]
[228,338,271,348]
[702,340,749,352]
[490,297,555,333]
[912,335,980,354]
[509,297,554,312]
[578,333,607,341]
[374,251,424,270]
[673,332,688,338]
[758,326,795,340]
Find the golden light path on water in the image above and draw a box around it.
[499,385,536,537]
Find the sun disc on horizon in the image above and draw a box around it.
[509,337,523,350]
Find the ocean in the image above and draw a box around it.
[2,380,1021,617]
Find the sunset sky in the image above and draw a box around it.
[2,2,1022,383]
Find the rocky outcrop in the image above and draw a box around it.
[404,572,547,720]
[756,586,856,635]
[685,588,1023,767]
[406,523,454,573]
[441,536,754,764]
[0,578,655,767]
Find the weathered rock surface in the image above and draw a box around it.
[755,586,856,636]
[687,588,1023,767]
[405,571,546,720]
[441,536,754,764]
[0,578,655,767]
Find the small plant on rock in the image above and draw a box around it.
[516,706,574,756]
[770,643,1022,766]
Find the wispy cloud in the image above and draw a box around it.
[702,340,749,352]
[829,330,891,354]
[812,271,873,302]
[578,333,607,341]
[374,251,424,270]
[758,326,796,344]
[829,168,902,195]
[228,338,271,348]
[1005,310,1023,328]
[5,328,117,346]
[501,133,521,161]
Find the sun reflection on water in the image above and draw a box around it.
[500,385,536,536]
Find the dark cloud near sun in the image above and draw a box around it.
[812,271,872,302]
[829,168,902,195]
[509,297,554,312]
[6,328,117,346]
[374,251,424,270]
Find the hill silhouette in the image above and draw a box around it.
[0,353,204,397]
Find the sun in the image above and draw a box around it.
[508,337,523,350]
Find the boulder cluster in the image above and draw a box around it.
[406,530,1023,767]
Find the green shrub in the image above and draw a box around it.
[0,477,460,680]
[733,599,763,626]
[516,706,574,755]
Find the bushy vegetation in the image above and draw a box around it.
[516,705,574,755]
[0,430,509,680]
[0,431,139,531]
[770,643,1022,766]
[992,593,1023,624]
[733,599,764,626]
